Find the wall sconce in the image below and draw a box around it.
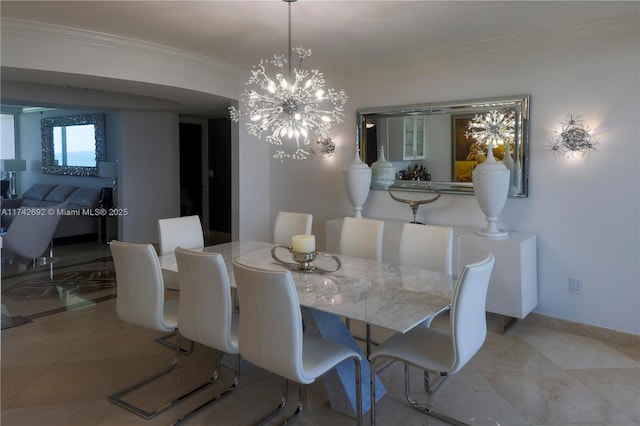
[313,138,336,159]
[547,114,598,157]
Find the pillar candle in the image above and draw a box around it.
[292,234,316,253]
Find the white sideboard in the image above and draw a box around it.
[326,217,538,321]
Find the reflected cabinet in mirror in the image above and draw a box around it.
[41,113,106,176]
[358,94,529,197]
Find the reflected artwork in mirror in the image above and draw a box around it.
[357,95,529,197]
[41,113,106,176]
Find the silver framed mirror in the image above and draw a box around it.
[41,113,106,176]
[357,94,530,197]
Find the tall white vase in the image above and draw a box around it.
[472,147,510,238]
[502,142,518,196]
[370,146,396,189]
[502,142,514,176]
[511,156,522,193]
[343,147,372,218]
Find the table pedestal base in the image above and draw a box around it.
[301,307,387,418]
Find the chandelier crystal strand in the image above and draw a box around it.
[229,0,347,161]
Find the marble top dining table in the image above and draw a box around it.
[158,240,455,334]
[158,240,455,418]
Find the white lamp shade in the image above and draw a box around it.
[99,161,117,178]
[0,159,26,172]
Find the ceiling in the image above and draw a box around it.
[1,1,637,116]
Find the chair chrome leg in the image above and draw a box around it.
[109,332,211,420]
[156,330,195,355]
[283,383,305,424]
[370,357,377,426]
[405,363,468,426]
[423,369,448,393]
[49,239,54,280]
[171,353,241,426]
[109,331,183,419]
[256,378,289,426]
[354,357,363,426]
[350,323,383,359]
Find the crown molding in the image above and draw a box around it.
[362,13,639,67]
[1,18,240,78]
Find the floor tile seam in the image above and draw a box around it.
[2,392,110,411]
[483,367,637,425]
[17,294,117,322]
[450,370,532,426]
[474,364,568,375]
[563,366,640,373]
[1,256,113,280]
[564,369,640,423]
[474,347,567,373]
[476,367,581,408]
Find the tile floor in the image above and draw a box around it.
[1,241,639,426]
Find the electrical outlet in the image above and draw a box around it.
[569,278,583,295]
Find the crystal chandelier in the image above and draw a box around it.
[229,0,347,161]
[465,109,515,150]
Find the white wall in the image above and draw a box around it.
[269,24,640,334]
[118,112,180,243]
[237,113,271,243]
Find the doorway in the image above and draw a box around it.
[179,122,203,218]
[179,118,232,245]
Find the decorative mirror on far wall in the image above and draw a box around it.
[357,94,530,197]
[41,113,106,176]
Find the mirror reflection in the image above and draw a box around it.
[358,95,529,197]
[53,124,97,167]
[41,113,105,176]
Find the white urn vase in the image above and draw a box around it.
[370,146,396,189]
[472,146,510,238]
[511,156,522,193]
[343,147,372,218]
[502,142,514,175]
[502,142,518,196]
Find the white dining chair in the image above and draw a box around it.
[399,223,455,332]
[157,215,204,290]
[108,240,196,420]
[369,253,495,426]
[273,211,313,246]
[171,247,240,425]
[156,215,204,353]
[232,260,363,425]
[399,223,453,274]
[339,217,384,262]
[339,217,384,352]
